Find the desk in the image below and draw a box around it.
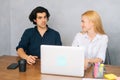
[0,55,120,80]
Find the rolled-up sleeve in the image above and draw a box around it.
[96,35,108,62]
[16,29,31,51]
[72,33,80,47]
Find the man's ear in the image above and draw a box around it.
[33,19,36,23]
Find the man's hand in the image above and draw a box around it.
[26,55,38,65]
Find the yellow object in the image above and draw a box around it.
[104,74,117,80]
[100,64,104,67]
[99,64,104,72]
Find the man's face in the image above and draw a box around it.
[34,12,48,28]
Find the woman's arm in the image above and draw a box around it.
[84,58,103,70]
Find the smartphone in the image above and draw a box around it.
[7,63,18,69]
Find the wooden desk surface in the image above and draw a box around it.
[0,55,120,80]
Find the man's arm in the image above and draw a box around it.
[17,48,38,65]
[55,32,62,45]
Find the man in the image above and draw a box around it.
[16,6,62,65]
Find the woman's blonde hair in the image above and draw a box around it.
[82,10,105,34]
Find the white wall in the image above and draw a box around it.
[0,0,10,56]
[0,0,120,65]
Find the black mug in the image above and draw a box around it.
[18,59,26,72]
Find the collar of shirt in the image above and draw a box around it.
[83,33,102,42]
[34,25,51,32]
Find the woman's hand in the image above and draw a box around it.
[84,58,103,70]
[84,59,89,70]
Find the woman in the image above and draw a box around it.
[72,10,108,70]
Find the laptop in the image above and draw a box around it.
[41,45,85,77]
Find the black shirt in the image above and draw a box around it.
[16,26,62,58]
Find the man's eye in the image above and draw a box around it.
[37,17,42,19]
[44,16,47,19]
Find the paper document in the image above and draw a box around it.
[82,78,106,80]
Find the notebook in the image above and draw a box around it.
[41,45,85,77]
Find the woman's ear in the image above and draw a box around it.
[90,21,94,26]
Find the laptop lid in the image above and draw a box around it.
[41,45,85,77]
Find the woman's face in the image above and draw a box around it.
[81,16,93,32]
